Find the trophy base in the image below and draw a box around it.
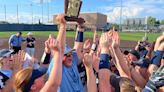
[64,16,79,22]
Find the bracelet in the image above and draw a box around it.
[91,43,97,51]
[41,52,51,64]
[75,31,84,42]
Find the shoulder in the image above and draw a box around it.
[10,35,15,38]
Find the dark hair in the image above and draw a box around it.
[18,32,22,35]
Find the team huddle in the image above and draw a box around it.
[0,14,163,92]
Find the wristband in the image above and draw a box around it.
[150,50,164,66]
[75,31,84,42]
[99,54,110,69]
[91,43,97,51]
[41,52,51,64]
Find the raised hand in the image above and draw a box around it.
[100,33,110,49]
[56,14,66,25]
[47,38,60,55]
[44,34,53,53]
[83,39,91,53]
[83,53,93,69]
[12,50,25,72]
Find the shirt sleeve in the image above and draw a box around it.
[72,51,79,66]
[8,35,14,45]
[21,37,26,42]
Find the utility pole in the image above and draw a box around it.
[40,0,43,24]
[16,4,19,23]
[4,4,6,22]
[119,0,123,32]
[31,3,33,24]
[47,2,49,23]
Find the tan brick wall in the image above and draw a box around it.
[53,12,107,30]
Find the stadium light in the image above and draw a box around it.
[40,0,43,24]
[119,0,123,32]
[47,2,49,23]
[30,3,33,24]
[16,0,19,23]
[4,4,6,22]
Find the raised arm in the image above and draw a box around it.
[98,33,112,92]
[41,14,66,92]
[83,53,97,92]
[110,31,131,79]
[8,35,14,49]
[148,35,164,76]
[41,38,63,92]
[73,18,85,64]
[110,31,147,88]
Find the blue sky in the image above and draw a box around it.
[0,0,164,23]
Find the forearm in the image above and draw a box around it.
[49,52,62,86]
[86,67,97,92]
[57,24,66,53]
[112,47,131,78]
[99,53,112,92]
[135,45,140,51]
[73,27,84,62]
[130,67,146,88]
[42,52,62,92]
[99,69,112,92]
[148,43,164,75]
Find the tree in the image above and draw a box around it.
[160,20,164,25]
[147,16,156,25]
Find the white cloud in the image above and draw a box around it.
[0,12,52,24]
[101,0,164,23]
[104,6,143,23]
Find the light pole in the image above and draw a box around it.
[4,4,6,22]
[40,0,43,24]
[31,3,33,24]
[16,0,19,24]
[119,0,123,32]
[47,2,49,23]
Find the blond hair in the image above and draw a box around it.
[119,77,135,92]
[14,67,33,92]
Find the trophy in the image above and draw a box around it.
[64,0,82,22]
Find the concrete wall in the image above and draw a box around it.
[0,24,58,31]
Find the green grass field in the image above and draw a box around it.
[0,31,161,42]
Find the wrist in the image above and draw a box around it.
[60,24,66,29]
[101,48,109,54]
[91,43,97,51]
[99,54,110,69]
[86,67,93,73]
[75,31,84,42]
[77,26,85,32]
[45,48,51,54]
